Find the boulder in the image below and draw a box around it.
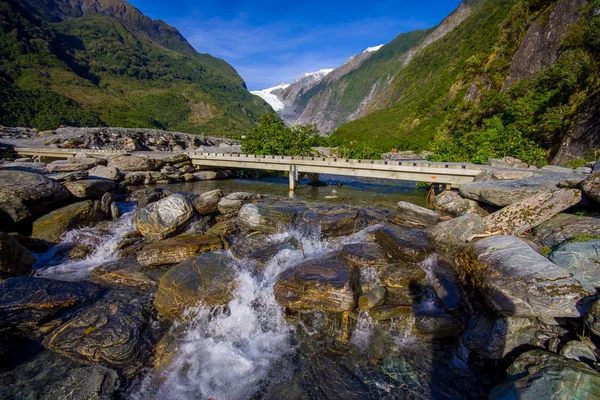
[582,173,600,203]
[459,174,588,207]
[368,305,412,321]
[230,233,298,269]
[47,160,97,173]
[374,225,433,263]
[585,299,600,337]
[217,192,260,215]
[487,157,528,169]
[490,350,600,400]
[430,214,485,253]
[130,187,166,207]
[237,203,299,234]
[413,313,462,338]
[560,341,597,363]
[574,166,593,174]
[32,200,106,243]
[0,232,36,276]
[0,277,100,331]
[192,189,223,215]
[205,218,238,237]
[48,170,89,182]
[137,234,223,268]
[88,165,121,181]
[64,179,117,199]
[107,154,163,172]
[302,206,371,237]
[483,189,582,235]
[274,253,358,312]
[459,235,593,318]
[124,171,166,185]
[531,213,600,247]
[391,201,440,228]
[134,194,195,241]
[0,170,70,222]
[341,242,391,269]
[153,252,237,321]
[358,287,386,310]
[91,257,157,288]
[43,291,151,376]
[161,153,190,164]
[193,170,229,180]
[542,165,574,173]
[433,190,487,217]
[548,239,600,290]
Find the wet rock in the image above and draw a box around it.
[32,200,105,243]
[490,350,600,399]
[130,187,166,208]
[192,189,223,215]
[110,202,120,220]
[92,257,157,288]
[483,188,582,236]
[582,173,600,203]
[47,160,97,173]
[217,192,260,215]
[154,252,237,321]
[302,206,371,237]
[0,277,100,332]
[137,234,223,268]
[64,179,117,199]
[124,171,166,185]
[378,263,427,289]
[392,201,440,228]
[107,154,163,171]
[358,287,386,310]
[459,235,593,318]
[532,213,600,247]
[560,340,597,363]
[274,253,358,312]
[368,305,412,321]
[205,218,238,237]
[0,170,70,222]
[459,174,588,207]
[238,203,299,234]
[230,233,298,269]
[548,239,600,290]
[135,194,195,241]
[433,190,488,217]
[414,313,462,338]
[0,232,36,276]
[43,291,151,376]
[585,299,600,337]
[430,214,485,253]
[374,225,433,263]
[48,170,89,182]
[193,170,229,180]
[68,243,95,260]
[341,242,391,269]
[88,165,121,181]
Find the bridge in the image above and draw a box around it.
[11,147,482,190]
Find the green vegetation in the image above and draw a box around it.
[541,246,552,256]
[0,0,271,136]
[567,234,600,243]
[329,0,600,165]
[241,113,323,156]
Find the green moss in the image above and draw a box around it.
[567,234,600,244]
[541,246,552,256]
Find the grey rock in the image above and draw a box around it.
[124,171,166,185]
[582,173,600,203]
[574,166,593,174]
[433,190,487,217]
[88,165,121,181]
[301,206,372,237]
[135,194,195,241]
[49,170,89,182]
[192,189,223,215]
[374,224,433,263]
[230,233,298,270]
[532,213,600,247]
[47,160,97,173]
[549,240,600,290]
[586,299,600,337]
[461,235,594,318]
[487,157,528,169]
[430,214,485,253]
[542,165,574,173]
[237,203,299,234]
[64,179,117,199]
[560,340,597,363]
[193,170,229,180]
[0,232,36,277]
[217,192,260,215]
[392,201,440,228]
[107,154,163,171]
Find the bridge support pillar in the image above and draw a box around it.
[289,164,299,193]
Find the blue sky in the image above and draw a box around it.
[128,0,462,90]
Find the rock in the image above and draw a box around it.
[161,153,190,164]
[161,166,181,175]
[488,169,538,181]
[560,341,597,363]
[459,235,593,318]
[43,291,151,375]
[548,239,600,290]
[594,159,600,173]
[582,173,600,203]
[44,365,119,400]
[64,179,117,199]
[137,234,223,268]
[48,170,89,182]
[586,300,600,337]
[0,277,99,331]
[192,189,223,215]
[433,190,487,217]
[368,305,412,321]
[392,201,440,228]
[413,313,462,338]
[490,350,600,400]
[230,233,298,269]
[217,192,259,215]
[358,287,386,310]
[574,166,593,174]
[32,200,106,243]
[110,202,120,220]
[430,214,486,253]
[341,242,391,269]
[483,189,582,236]
[274,253,358,312]
[130,187,166,207]
[378,263,427,289]
[135,194,195,241]
[487,157,528,169]
[124,171,166,185]
[205,218,238,237]
[0,170,70,222]
[68,243,94,260]
[153,252,237,321]
[374,225,433,263]
[88,165,121,181]
[91,257,156,288]
[542,165,574,173]
[532,213,600,247]
[0,232,36,276]
[193,170,229,180]
[302,206,371,237]
[107,154,163,172]
[459,174,588,207]
[237,203,299,234]
[47,160,97,173]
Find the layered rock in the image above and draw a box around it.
[237,203,299,234]
[137,234,224,268]
[135,194,195,241]
[532,213,600,247]
[64,179,117,199]
[548,239,600,290]
[0,233,36,277]
[582,173,600,203]
[430,214,485,253]
[433,190,487,217]
[107,154,163,171]
[302,206,371,237]
[392,201,440,228]
[91,257,156,288]
[192,189,223,215]
[88,165,121,181]
[217,192,260,215]
[374,225,433,263]
[32,200,106,243]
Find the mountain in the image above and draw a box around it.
[322,0,599,165]
[0,0,272,137]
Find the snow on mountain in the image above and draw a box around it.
[365,44,384,53]
[251,83,289,111]
[291,69,334,85]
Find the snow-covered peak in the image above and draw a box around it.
[251,84,289,111]
[364,44,384,53]
[291,69,333,85]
